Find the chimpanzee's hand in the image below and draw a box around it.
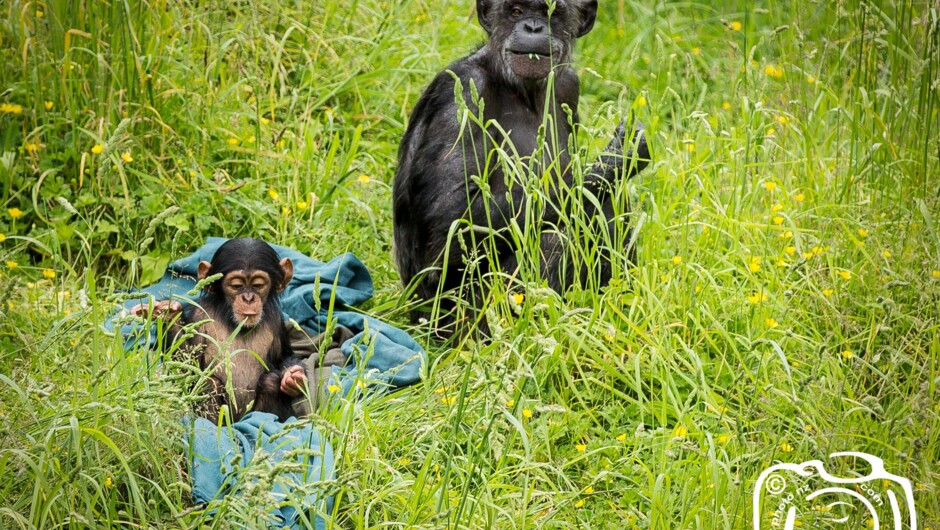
[280,365,307,397]
[129,299,183,320]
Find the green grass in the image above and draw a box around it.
[1,0,939,528]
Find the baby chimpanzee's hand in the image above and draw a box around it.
[280,365,307,397]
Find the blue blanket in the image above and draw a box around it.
[187,412,334,528]
[107,238,426,528]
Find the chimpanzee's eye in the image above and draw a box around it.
[511,5,523,17]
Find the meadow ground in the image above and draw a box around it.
[1,0,939,528]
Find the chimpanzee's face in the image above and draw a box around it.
[477,0,597,80]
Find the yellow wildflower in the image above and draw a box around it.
[747,292,768,304]
[775,115,789,125]
[121,151,133,163]
[764,64,784,78]
[522,408,532,419]
[296,201,308,211]
[772,216,784,225]
[8,207,23,219]
[748,256,762,272]
[42,269,55,279]
[268,189,280,201]
[0,103,23,114]
[574,499,585,508]
[674,425,688,438]
[781,442,793,453]
[805,424,813,432]
[5,260,17,269]
[512,293,524,305]
[882,250,892,259]
[857,228,868,238]
[806,75,816,84]
[836,270,852,280]
[260,116,271,125]
[822,288,834,298]
[729,21,742,31]
[691,47,701,56]
[506,399,515,407]
[327,384,341,393]
[776,258,787,268]
[635,95,647,107]
[771,204,783,213]
[584,486,595,494]
[779,230,793,239]
[616,433,627,442]
[684,142,695,152]
[793,192,805,202]
[104,476,113,488]
[24,142,40,154]
[672,255,682,265]
[575,444,587,452]
[226,137,239,145]
[358,174,371,184]
[785,246,796,256]
[281,206,291,216]
[441,395,456,406]
[765,318,778,328]
[840,350,853,360]
[932,270,940,279]
[44,101,53,110]
[722,102,731,110]
[0,233,5,242]
[763,181,777,192]
[91,144,104,154]
[717,433,730,444]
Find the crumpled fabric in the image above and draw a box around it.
[185,412,334,529]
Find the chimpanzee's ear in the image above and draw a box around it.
[476,0,494,34]
[197,261,212,281]
[576,1,598,38]
[278,257,294,292]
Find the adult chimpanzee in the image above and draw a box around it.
[132,238,308,423]
[392,0,650,327]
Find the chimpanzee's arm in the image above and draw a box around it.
[583,121,650,197]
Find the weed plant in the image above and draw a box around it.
[0,0,938,528]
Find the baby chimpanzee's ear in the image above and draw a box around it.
[197,260,212,281]
[277,257,294,292]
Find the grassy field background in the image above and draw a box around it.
[1,0,939,528]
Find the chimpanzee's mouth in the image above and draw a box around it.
[510,51,551,60]
[507,51,554,79]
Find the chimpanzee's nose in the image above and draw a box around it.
[524,20,545,34]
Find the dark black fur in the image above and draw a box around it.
[392,0,650,325]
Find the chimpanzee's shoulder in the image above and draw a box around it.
[429,48,492,88]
